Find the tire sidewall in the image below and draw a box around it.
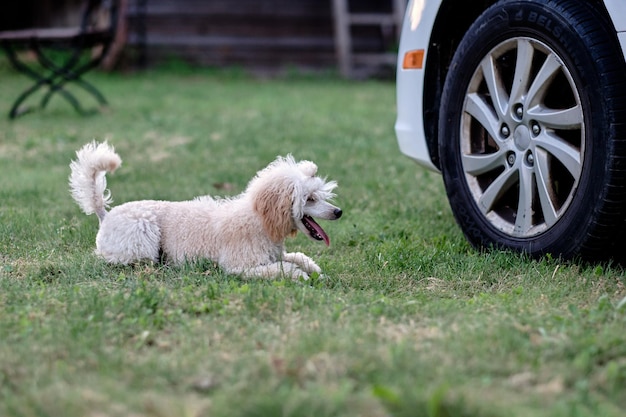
[439,0,617,257]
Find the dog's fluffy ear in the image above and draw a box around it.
[297,160,317,177]
[253,178,295,243]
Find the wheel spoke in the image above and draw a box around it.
[526,53,562,106]
[534,149,559,226]
[528,104,583,130]
[514,165,534,234]
[462,151,505,175]
[465,93,501,140]
[509,39,534,105]
[481,54,508,117]
[534,131,582,179]
[478,166,518,214]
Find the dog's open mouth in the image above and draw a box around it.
[302,215,330,246]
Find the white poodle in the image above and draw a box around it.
[69,141,342,279]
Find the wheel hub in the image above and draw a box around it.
[513,124,531,151]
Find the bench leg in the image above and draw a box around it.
[9,78,49,118]
[2,41,110,119]
[2,43,47,118]
[35,44,108,115]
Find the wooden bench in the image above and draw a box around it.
[0,0,120,119]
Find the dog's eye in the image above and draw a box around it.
[307,197,316,203]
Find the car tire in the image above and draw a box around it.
[438,0,626,260]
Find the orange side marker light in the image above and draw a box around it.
[402,49,425,69]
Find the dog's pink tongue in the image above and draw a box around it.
[318,225,330,246]
[309,218,330,246]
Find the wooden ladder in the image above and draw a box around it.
[332,0,406,78]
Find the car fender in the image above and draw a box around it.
[395,0,443,171]
[604,0,626,58]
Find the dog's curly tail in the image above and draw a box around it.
[69,141,122,223]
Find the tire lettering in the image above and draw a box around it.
[510,9,564,43]
[538,15,546,27]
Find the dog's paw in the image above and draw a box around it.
[288,268,310,281]
[296,272,310,282]
[305,262,322,275]
[279,262,310,281]
[283,252,321,274]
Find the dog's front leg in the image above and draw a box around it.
[233,262,310,280]
[282,252,321,275]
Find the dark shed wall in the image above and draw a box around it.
[125,0,394,71]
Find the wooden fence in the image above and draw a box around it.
[124,0,399,73]
[0,0,401,74]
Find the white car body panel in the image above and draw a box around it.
[394,0,443,171]
[604,0,626,57]
[395,0,626,172]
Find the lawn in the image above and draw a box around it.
[0,61,625,417]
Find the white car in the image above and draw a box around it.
[395,0,626,260]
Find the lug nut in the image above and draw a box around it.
[531,122,541,136]
[501,125,511,138]
[507,153,516,166]
[514,104,524,119]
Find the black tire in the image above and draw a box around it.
[438,0,626,260]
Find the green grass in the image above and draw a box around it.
[1,60,625,417]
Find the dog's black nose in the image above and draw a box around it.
[334,208,343,219]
